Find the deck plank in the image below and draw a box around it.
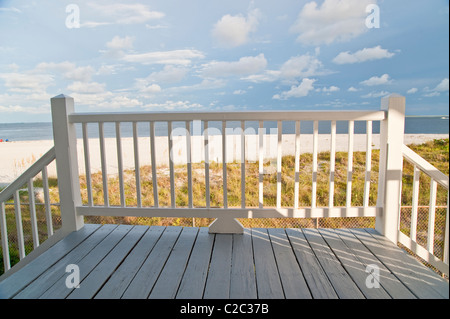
[302,228,365,299]
[352,228,449,299]
[14,224,117,299]
[67,225,148,299]
[268,228,312,299]
[333,228,416,299]
[0,224,100,299]
[176,228,215,299]
[285,228,338,299]
[203,233,233,299]
[230,228,257,299]
[121,226,182,299]
[318,228,391,299]
[252,228,284,299]
[149,227,199,299]
[94,226,165,299]
[39,225,134,299]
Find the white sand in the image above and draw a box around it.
[0,133,448,185]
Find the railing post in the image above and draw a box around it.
[375,94,405,244]
[51,94,84,232]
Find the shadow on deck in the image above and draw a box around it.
[0,224,448,299]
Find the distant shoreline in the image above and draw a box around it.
[0,114,449,124]
[1,116,449,142]
[0,133,448,186]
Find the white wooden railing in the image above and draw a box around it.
[399,145,449,275]
[0,148,59,272]
[0,93,448,277]
[69,104,386,234]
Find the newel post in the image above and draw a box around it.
[51,94,84,232]
[375,94,405,244]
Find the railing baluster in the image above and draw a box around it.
[312,121,318,208]
[346,120,354,207]
[427,179,437,254]
[222,121,228,208]
[41,167,53,237]
[277,121,283,208]
[204,121,210,208]
[186,121,193,208]
[329,120,336,208]
[168,121,176,208]
[294,121,300,209]
[363,121,373,207]
[99,122,109,207]
[27,179,39,249]
[150,121,159,208]
[14,190,25,260]
[259,121,264,208]
[241,121,246,209]
[82,122,93,206]
[115,122,125,207]
[410,165,420,241]
[1,202,10,272]
[133,122,142,207]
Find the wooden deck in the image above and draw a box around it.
[0,224,448,299]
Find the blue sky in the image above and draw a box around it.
[0,0,448,123]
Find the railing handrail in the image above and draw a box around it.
[0,147,56,203]
[68,110,386,123]
[402,144,449,189]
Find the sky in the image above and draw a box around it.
[0,0,449,123]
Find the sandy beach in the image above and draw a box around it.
[0,133,448,185]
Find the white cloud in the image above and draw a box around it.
[407,88,418,94]
[0,72,53,93]
[145,65,188,83]
[273,78,316,100]
[291,0,375,45]
[106,36,134,50]
[201,54,267,78]
[212,9,260,48]
[122,49,204,65]
[0,105,48,114]
[434,78,449,92]
[35,62,95,82]
[423,91,440,97]
[348,86,359,92]
[279,54,326,79]
[145,24,168,30]
[83,3,164,27]
[361,90,390,98]
[134,66,187,95]
[360,74,392,86]
[67,81,106,94]
[333,46,396,64]
[143,100,204,111]
[241,70,280,83]
[233,90,246,95]
[103,36,135,58]
[322,86,340,92]
[241,53,327,83]
[139,83,162,94]
[97,96,143,109]
[422,78,449,97]
[166,79,227,93]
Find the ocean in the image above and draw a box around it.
[0,116,448,142]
